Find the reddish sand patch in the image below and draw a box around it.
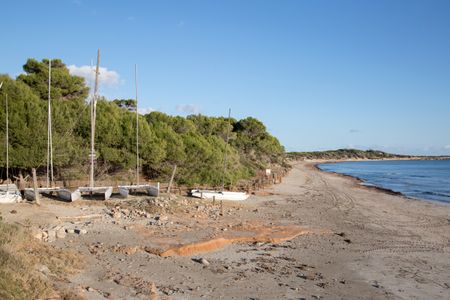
[159,225,322,257]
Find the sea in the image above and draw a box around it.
[318,160,450,204]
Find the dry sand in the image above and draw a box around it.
[1,161,450,299]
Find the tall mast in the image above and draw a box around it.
[90,49,100,188]
[47,59,54,187]
[221,108,232,191]
[5,93,9,186]
[135,64,139,186]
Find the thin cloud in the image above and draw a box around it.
[139,107,155,115]
[348,129,360,134]
[176,104,200,114]
[68,65,120,87]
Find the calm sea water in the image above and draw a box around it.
[319,160,450,204]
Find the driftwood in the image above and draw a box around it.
[167,164,177,194]
[32,168,40,205]
[57,214,103,221]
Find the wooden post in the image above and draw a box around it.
[167,164,177,194]
[32,168,40,205]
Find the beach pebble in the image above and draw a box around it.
[31,228,44,240]
[56,228,66,239]
[193,258,210,266]
[36,264,51,275]
[161,215,169,221]
[47,229,56,242]
[372,281,380,288]
[75,228,87,235]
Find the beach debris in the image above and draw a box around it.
[192,257,210,266]
[155,214,168,221]
[57,214,103,221]
[32,225,73,242]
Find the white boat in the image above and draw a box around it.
[189,109,250,202]
[79,186,112,200]
[118,183,159,198]
[24,187,81,202]
[190,189,249,201]
[0,191,21,203]
[0,184,22,204]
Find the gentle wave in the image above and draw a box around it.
[421,191,450,198]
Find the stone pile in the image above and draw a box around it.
[32,224,88,242]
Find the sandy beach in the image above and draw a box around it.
[2,161,450,299]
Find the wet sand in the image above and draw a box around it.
[1,161,450,299]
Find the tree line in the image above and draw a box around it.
[0,58,286,187]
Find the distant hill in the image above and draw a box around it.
[287,149,410,160]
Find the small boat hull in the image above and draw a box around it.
[0,184,22,203]
[190,189,249,201]
[24,187,81,202]
[118,183,160,198]
[0,192,22,203]
[58,189,81,202]
[78,186,113,200]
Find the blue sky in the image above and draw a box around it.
[1,0,450,155]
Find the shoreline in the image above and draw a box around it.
[311,159,450,205]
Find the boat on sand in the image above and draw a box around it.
[190,189,249,201]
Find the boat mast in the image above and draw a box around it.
[135,64,139,186]
[47,59,54,187]
[5,93,9,187]
[90,49,100,188]
[221,108,232,191]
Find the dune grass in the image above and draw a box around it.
[0,214,83,299]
